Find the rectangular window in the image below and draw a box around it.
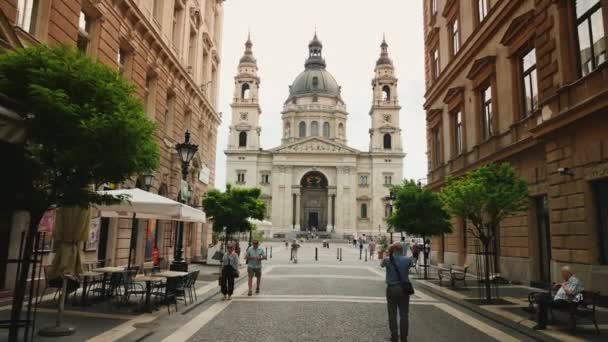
[359,175,369,186]
[481,85,493,140]
[261,174,270,184]
[432,0,438,16]
[144,74,157,119]
[17,0,39,34]
[478,0,490,23]
[593,180,608,264]
[237,172,245,184]
[152,0,162,23]
[521,48,538,118]
[451,18,460,56]
[576,0,606,77]
[432,127,441,167]
[165,92,175,138]
[188,28,197,72]
[384,175,393,185]
[77,11,91,53]
[454,110,463,155]
[432,48,440,80]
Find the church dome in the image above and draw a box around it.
[288,33,341,98]
[290,68,340,97]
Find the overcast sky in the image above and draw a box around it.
[214,0,427,190]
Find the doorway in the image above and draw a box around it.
[535,195,552,285]
[300,171,328,231]
[97,218,110,266]
[593,180,608,264]
[308,212,319,230]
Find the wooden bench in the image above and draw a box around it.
[528,289,600,335]
[437,264,469,288]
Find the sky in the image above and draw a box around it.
[214,0,427,190]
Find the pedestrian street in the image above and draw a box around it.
[114,242,535,342]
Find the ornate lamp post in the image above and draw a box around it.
[171,131,198,271]
[384,190,396,243]
[143,173,155,191]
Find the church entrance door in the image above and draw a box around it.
[300,171,328,232]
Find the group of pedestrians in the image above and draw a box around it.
[219,239,267,300]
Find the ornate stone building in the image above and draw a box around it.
[423,0,608,292]
[0,0,223,292]
[225,34,405,237]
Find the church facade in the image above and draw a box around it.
[225,34,405,237]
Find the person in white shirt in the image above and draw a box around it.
[533,265,584,330]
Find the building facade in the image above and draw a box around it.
[225,34,405,238]
[0,0,223,292]
[423,0,608,292]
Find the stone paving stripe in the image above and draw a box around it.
[231,298,440,305]
[36,307,134,320]
[435,303,521,342]
[85,313,158,342]
[263,274,384,281]
[159,266,275,342]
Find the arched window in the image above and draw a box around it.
[338,123,344,138]
[360,203,368,219]
[299,121,306,137]
[312,76,319,89]
[382,85,391,101]
[383,133,392,149]
[311,121,319,136]
[322,122,330,138]
[239,131,247,147]
[241,83,250,99]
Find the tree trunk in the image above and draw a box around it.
[9,210,44,341]
[483,242,492,303]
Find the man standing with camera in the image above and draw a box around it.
[381,242,414,342]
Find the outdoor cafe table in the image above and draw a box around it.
[78,271,103,305]
[134,275,165,312]
[91,266,126,298]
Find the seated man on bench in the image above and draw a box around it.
[533,265,583,330]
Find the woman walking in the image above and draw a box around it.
[220,242,240,300]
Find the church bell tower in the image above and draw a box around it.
[228,34,262,151]
[369,37,402,153]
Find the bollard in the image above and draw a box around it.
[359,248,362,260]
[270,246,273,259]
[337,248,339,260]
[315,247,318,261]
[339,248,342,262]
[266,247,268,257]
[365,248,368,262]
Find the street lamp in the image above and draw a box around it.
[171,131,199,272]
[384,190,396,243]
[143,173,155,191]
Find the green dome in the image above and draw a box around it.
[290,68,340,97]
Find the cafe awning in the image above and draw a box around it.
[95,188,206,223]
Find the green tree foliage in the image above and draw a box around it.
[202,184,267,237]
[0,45,159,340]
[440,163,528,246]
[440,163,528,302]
[387,180,452,238]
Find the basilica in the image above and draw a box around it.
[225,34,404,237]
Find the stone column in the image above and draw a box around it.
[327,193,333,232]
[295,192,301,231]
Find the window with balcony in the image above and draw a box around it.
[431,47,440,80]
[521,48,538,118]
[450,18,460,56]
[481,85,493,140]
[17,0,40,34]
[477,0,490,23]
[454,110,463,155]
[575,0,606,77]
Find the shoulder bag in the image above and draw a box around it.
[389,255,415,296]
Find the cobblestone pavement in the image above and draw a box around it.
[119,242,537,342]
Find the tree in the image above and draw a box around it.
[440,163,528,302]
[202,184,266,244]
[387,180,452,278]
[0,46,159,340]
